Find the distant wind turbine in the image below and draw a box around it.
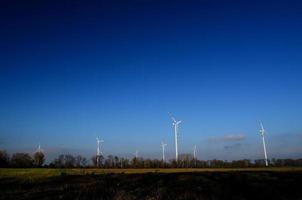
[193,145,197,160]
[259,122,268,167]
[161,142,167,161]
[169,112,181,161]
[135,150,139,158]
[96,137,104,167]
[35,143,43,153]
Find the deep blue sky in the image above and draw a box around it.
[1,0,302,161]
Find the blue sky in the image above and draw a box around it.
[1,0,302,161]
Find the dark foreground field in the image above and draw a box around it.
[1,168,302,200]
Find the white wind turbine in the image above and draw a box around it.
[169,112,181,161]
[35,143,43,153]
[259,122,268,167]
[160,142,167,161]
[96,137,104,167]
[193,145,197,160]
[135,150,139,159]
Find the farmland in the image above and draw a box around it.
[1,168,302,200]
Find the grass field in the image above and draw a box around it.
[1,168,302,200]
[1,167,302,179]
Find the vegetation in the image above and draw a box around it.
[10,153,34,167]
[0,150,9,167]
[0,168,302,200]
[33,152,45,167]
[1,149,302,199]
[1,149,302,168]
[1,167,302,179]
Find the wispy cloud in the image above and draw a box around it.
[209,134,246,142]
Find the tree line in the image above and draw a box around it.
[0,150,45,167]
[1,149,302,168]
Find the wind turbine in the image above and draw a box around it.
[169,112,181,161]
[96,137,104,167]
[193,145,197,160]
[135,150,139,159]
[160,142,167,161]
[259,122,268,167]
[35,143,43,153]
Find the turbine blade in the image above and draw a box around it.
[168,112,177,123]
[260,121,264,130]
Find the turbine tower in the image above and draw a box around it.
[135,150,139,158]
[169,112,181,161]
[96,137,104,167]
[193,145,197,160]
[259,122,268,167]
[160,142,167,161]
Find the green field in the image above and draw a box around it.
[1,168,302,200]
[1,167,302,178]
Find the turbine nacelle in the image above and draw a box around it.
[259,122,265,136]
[96,137,104,143]
[173,120,182,126]
[161,142,167,148]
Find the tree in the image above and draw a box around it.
[92,155,104,167]
[0,150,9,167]
[49,154,77,168]
[105,155,114,168]
[33,152,45,167]
[81,157,88,167]
[64,154,76,167]
[120,157,130,168]
[91,155,97,167]
[254,159,266,167]
[53,154,66,167]
[132,157,140,168]
[11,153,33,167]
[114,156,119,168]
[75,155,87,167]
[170,159,178,168]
